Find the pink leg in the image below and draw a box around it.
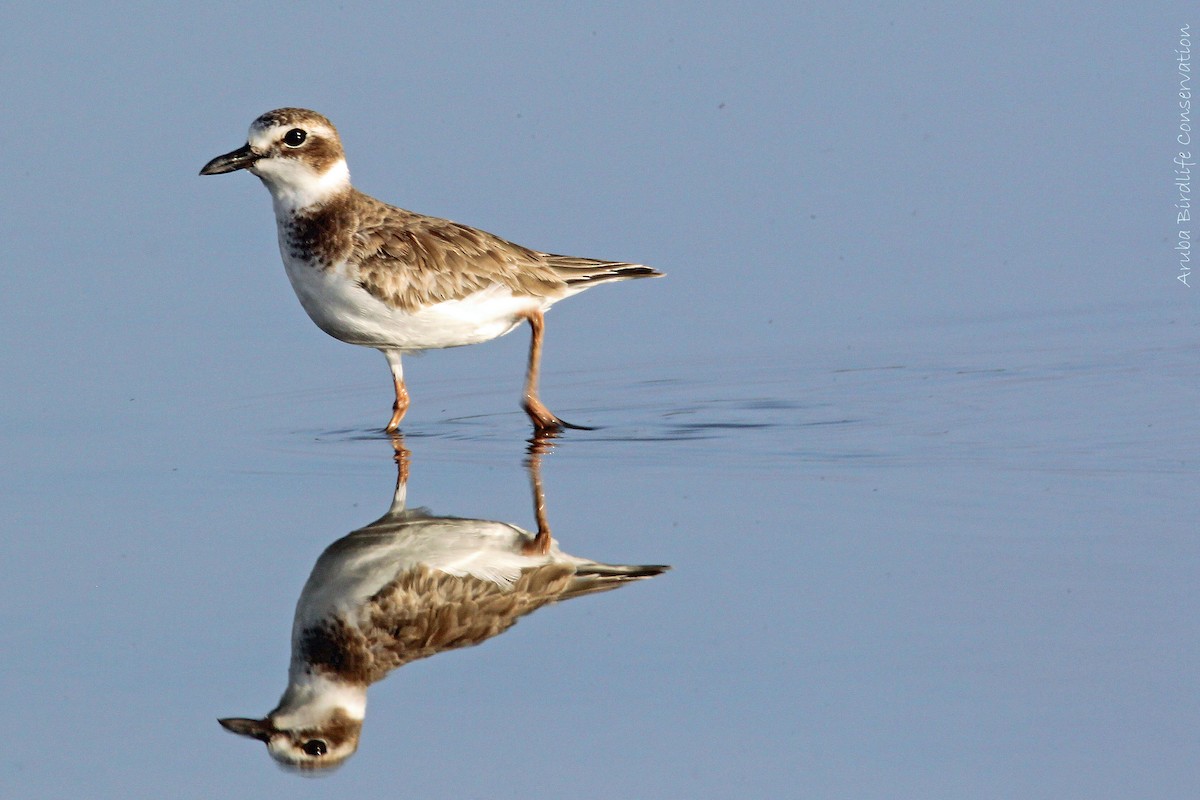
[520,310,566,434]
[383,350,410,433]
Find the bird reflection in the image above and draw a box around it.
[220,436,669,772]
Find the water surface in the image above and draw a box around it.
[3,303,1193,798]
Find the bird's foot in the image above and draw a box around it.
[522,398,593,434]
[384,402,409,433]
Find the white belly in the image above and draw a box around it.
[281,253,545,351]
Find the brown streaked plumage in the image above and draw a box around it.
[299,560,640,686]
[201,108,663,433]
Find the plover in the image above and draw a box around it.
[219,440,668,771]
[200,108,662,433]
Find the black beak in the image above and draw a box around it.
[200,143,261,176]
[218,716,275,743]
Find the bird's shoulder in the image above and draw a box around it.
[345,190,566,311]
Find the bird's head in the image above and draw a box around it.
[218,707,362,773]
[200,107,350,212]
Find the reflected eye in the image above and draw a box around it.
[301,739,327,756]
[283,129,307,147]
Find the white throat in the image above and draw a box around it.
[273,669,367,728]
[255,158,351,216]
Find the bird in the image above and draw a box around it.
[200,108,662,433]
[218,438,669,771]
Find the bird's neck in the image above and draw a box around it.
[272,668,367,729]
[265,159,352,218]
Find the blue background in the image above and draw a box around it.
[0,3,1196,798]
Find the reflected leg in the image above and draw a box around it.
[522,445,553,555]
[385,432,411,515]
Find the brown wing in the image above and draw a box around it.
[348,191,662,312]
[349,191,568,312]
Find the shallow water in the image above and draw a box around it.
[2,301,1194,798]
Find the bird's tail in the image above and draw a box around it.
[561,562,670,600]
[546,255,665,287]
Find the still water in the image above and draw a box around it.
[1,303,1195,798]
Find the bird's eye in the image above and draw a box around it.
[301,739,327,756]
[283,129,307,147]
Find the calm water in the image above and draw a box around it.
[2,302,1194,798]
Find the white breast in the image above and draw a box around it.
[278,248,546,351]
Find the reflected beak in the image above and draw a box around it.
[200,143,261,176]
[218,716,275,743]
